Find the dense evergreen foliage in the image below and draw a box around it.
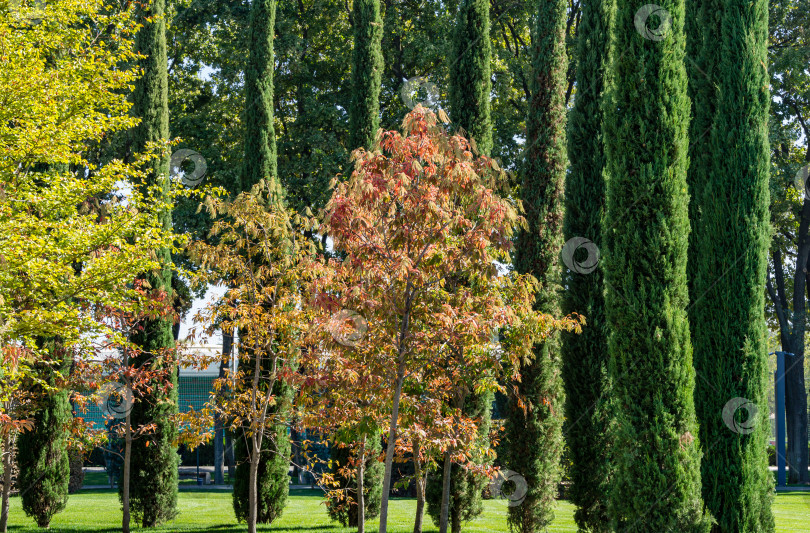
[232,412,291,524]
[602,0,709,529]
[426,391,493,533]
[348,0,383,151]
[689,0,775,528]
[448,0,493,155]
[16,341,70,528]
[502,0,568,530]
[125,0,179,526]
[241,0,280,199]
[326,438,383,527]
[561,0,614,529]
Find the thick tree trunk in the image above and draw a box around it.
[357,435,366,533]
[0,433,13,533]
[782,331,809,484]
[438,450,452,533]
[769,244,810,485]
[412,441,425,533]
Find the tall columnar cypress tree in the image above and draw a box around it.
[449,0,492,156]
[231,0,290,524]
[602,0,709,530]
[16,340,70,529]
[502,0,568,530]
[684,0,720,321]
[689,0,775,529]
[126,0,179,526]
[561,0,614,529]
[241,0,280,199]
[348,0,383,151]
[442,2,494,526]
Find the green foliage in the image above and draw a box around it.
[348,0,384,151]
[242,0,280,200]
[561,0,614,529]
[449,0,493,156]
[232,411,291,524]
[601,0,709,529]
[689,0,775,527]
[16,342,71,528]
[326,438,384,527]
[426,390,493,533]
[503,0,569,530]
[125,0,179,526]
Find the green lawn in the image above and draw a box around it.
[4,489,809,532]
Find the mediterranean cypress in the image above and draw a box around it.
[241,0,281,199]
[448,0,492,156]
[348,0,383,151]
[16,340,70,528]
[689,0,775,528]
[684,0,720,315]
[125,0,179,526]
[601,0,709,530]
[502,0,568,529]
[231,0,290,525]
[437,3,494,528]
[560,0,614,529]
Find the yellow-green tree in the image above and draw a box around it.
[0,2,179,529]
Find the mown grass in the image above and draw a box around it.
[4,488,809,532]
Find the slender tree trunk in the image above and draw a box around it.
[357,435,366,533]
[226,433,235,479]
[412,440,425,533]
[122,402,132,533]
[248,434,260,533]
[438,450,453,533]
[214,331,231,486]
[378,360,406,533]
[0,433,13,533]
